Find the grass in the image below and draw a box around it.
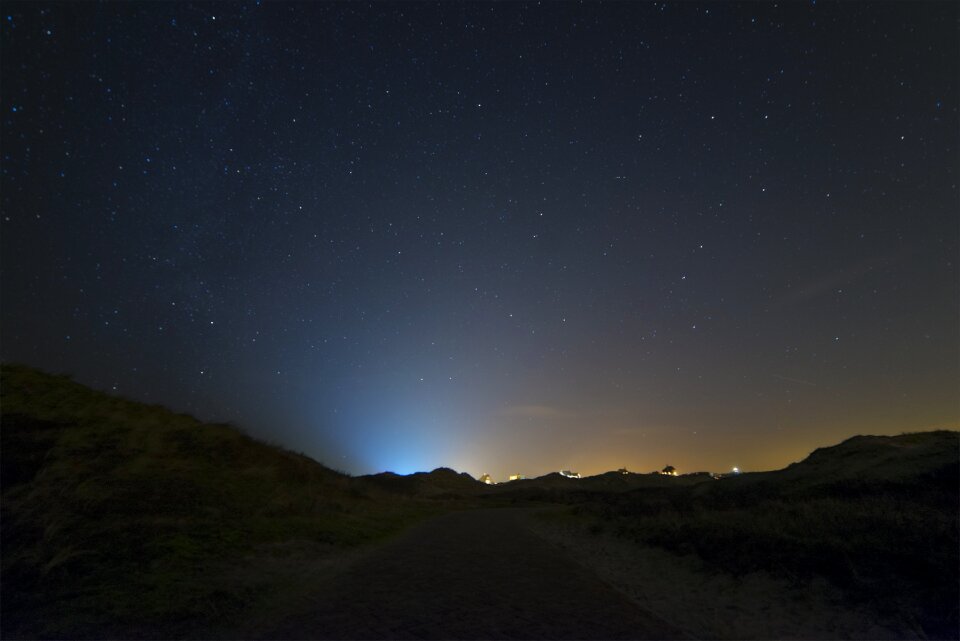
[1,364,446,639]
[571,431,959,638]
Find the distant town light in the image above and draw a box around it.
[508,474,525,482]
[732,466,741,474]
[479,473,493,485]
[559,470,580,479]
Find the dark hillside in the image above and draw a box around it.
[0,364,439,639]
[780,430,957,484]
[358,467,484,498]
[695,430,958,496]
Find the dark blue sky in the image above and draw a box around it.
[2,2,957,478]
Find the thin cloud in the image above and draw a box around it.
[772,374,818,387]
[778,247,915,306]
[499,405,576,420]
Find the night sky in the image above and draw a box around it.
[2,2,957,479]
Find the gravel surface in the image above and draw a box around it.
[261,508,684,640]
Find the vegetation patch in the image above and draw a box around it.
[0,364,448,639]
[573,431,959,638]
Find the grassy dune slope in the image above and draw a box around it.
[578,430,960,638]
[0,364,440,639]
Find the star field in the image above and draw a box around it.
[2,2,957,478]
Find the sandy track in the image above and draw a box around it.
[263,508,683,640]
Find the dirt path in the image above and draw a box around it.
[261,508,683,640]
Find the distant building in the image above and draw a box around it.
[559,470,580,479]
[617,467,629,475]
[508,474,525,481]
[479,473,493,485]
[713,467,742,480]
[661,465,678,476]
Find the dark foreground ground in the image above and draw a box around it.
[257,508,681,640]
[2,365,957,639]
